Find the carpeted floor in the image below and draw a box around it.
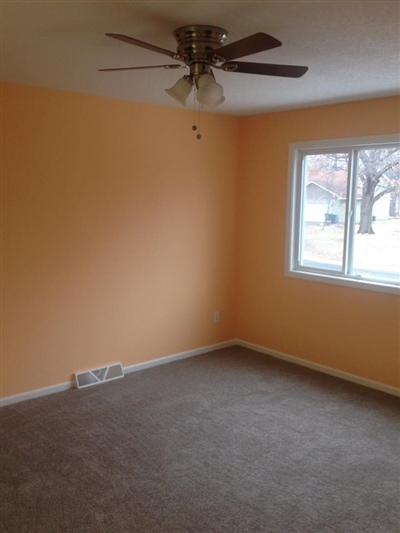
[1,346,399,533]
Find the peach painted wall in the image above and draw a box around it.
[2,84,399,399]
[1,82,240,398]
[237,96,400,388]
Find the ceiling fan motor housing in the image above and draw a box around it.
[174,25,228,79]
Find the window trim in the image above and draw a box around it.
[285,134,400,295]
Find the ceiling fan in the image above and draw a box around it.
[99,25,308,107]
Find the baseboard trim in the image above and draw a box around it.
[235,339,400,397]
[123,340,236,375]
[2,338,398,406]
[0,340,236,407]
[0,381,73,407]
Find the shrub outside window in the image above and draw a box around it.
[286,135,400,293]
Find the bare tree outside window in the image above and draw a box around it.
[357,148,400,234]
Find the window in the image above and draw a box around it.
[286,135,400,293]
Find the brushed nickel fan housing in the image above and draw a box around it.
[173,25,228,80]
[173,25,228,62]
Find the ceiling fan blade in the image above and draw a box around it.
[212,33,282,61]
[105,33,180,60]
[99,64,186,72]
[220,61,309,78]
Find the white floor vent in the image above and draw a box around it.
[75,363,124,389]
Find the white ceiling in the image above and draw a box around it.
[1,0,399,116]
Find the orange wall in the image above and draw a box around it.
[2,83,399,399]
[237,96,400,388]
[1,82,240,397]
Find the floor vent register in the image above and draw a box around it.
[75,363,124,389]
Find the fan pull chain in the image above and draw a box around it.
[191,87,202,140]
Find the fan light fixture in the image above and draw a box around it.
[165,73,225,107]
[165,76,193,105]
[196,74,225,106]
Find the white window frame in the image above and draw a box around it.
[286,134,400,295]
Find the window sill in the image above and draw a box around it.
[286,268,400,295]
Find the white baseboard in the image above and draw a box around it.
[235,339,400,397]
[123,340,236,375]
[0,381,73,407]
[2,338,398,406]
[0,340,236,407]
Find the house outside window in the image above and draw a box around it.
[286,134,400,293]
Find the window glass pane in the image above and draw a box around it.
[352,148,400,283]
[299,153,349,272]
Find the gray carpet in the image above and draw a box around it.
[1,346,399,533]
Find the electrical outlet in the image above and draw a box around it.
[213,311,220,324]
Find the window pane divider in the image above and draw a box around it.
[343,149,358,275]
